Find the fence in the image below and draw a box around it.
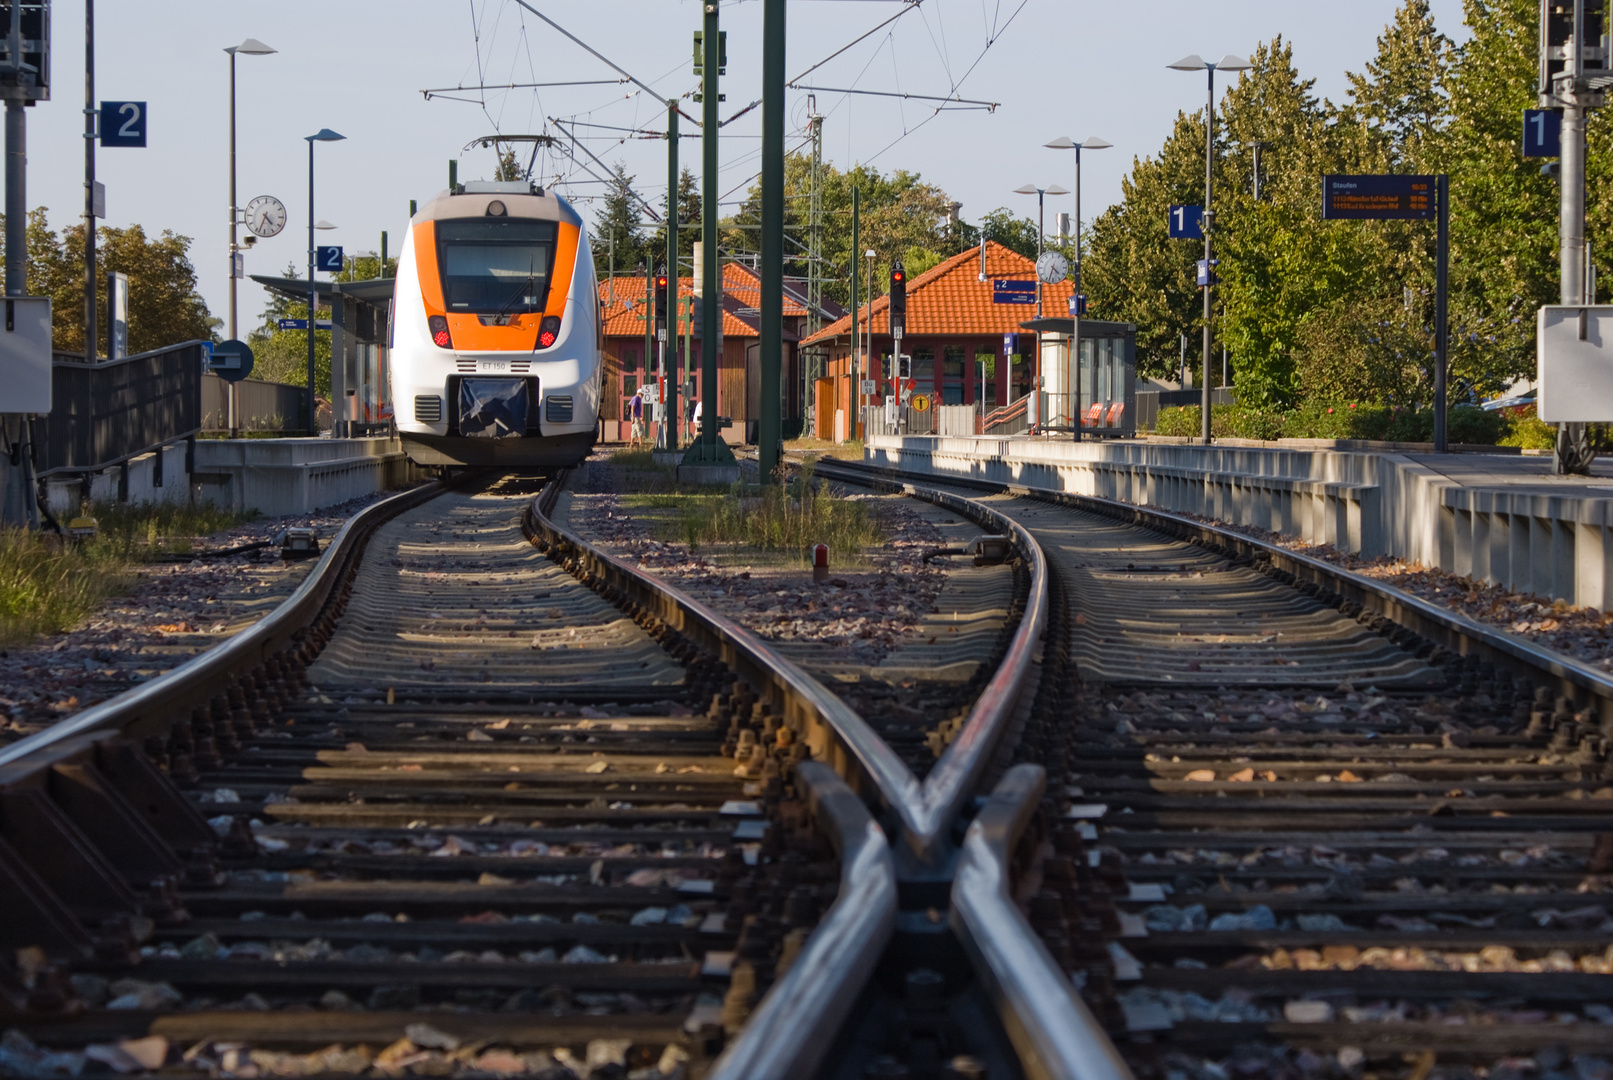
[1135,387,1235,432]
[35,341,206,476]
[202,374,304,432]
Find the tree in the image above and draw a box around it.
[247,263,330,394]
[976,208,1040,260]
[0,210,217,355]
[494,149,522,182]
[594,162,645,276]
[1082,109,1217,380]
[647,166,702,273]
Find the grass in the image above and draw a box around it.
[621,461,884,565]
[786,437,865,462]
[0,501,257,647]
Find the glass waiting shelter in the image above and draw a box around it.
[1021,317,1136,438]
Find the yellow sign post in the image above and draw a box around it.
[911,394,931,412]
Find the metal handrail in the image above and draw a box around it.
[951,764,1134,1080]
[708,762,897,1080]
[0,480,446,773]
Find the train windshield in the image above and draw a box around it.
[436,218,558,315]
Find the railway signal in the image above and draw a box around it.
[889,262,907,339]
[654,272,669,333]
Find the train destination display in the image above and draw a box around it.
[1321,174,1435,220]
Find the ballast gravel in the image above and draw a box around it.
[565,453,948,668]
[1179,510,1613,671]
[0,489,409,745]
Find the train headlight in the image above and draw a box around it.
[428,315,453,349]
[538,315,561,349]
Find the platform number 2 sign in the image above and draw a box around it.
[99,101,147,148]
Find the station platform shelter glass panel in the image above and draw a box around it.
[1022,318,1137,437]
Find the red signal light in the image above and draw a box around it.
[428,315,453,350]
[892,271,904,283]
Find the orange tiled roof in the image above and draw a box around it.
[597,275,758,339]
[720,261,811,316]
[800,242,1073,347]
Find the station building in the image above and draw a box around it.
[800,242,1136,440]
[596,259,832,443]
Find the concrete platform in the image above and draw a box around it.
[193,437,424,516]
[867,434,1613,610]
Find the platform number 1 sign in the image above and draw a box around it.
[1523,108,1562,158]
[1168,204,1203,240]
[99,102,147,148]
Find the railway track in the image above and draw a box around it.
[0,466,1102,1080]
[818,456,1613,1080]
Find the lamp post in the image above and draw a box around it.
[1011,183,1069,319]
[305,127,345,435]
[1169,52,1251,445]
[864,247,876,436]
[1013,183,1068,433]
[1045,137,1111,440]
[225,38,275,343]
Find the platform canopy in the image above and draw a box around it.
[249,274,394,306]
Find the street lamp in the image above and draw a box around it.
[863,247,876,434]
[1010,183,1069,319]
[1169,52,1251,445]
[1013,183,1068,435]
[225,38,275,344]
[305,127,345,436]
[1046,136,1111,440]
[224,38,274,439]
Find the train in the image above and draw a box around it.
[391,179,601,468]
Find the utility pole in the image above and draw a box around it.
[806,96,823,436]
[3,2,48,528]
[683,1,734,469]
[758,0,784,480]
[849,185,859,444]
[1545,0,1600,474]
[83,0,94,363]
[663,98,679,450]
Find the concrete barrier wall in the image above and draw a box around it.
[866,435,1613,610]
[42,437,425,520]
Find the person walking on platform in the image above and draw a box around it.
[629,387,645,449]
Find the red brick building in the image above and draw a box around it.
[800,242,1076,439]
[596,261,816,443]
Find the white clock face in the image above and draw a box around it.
[244,195,287,238]
[1036,250,1070,285]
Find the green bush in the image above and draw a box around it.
[1152,402,1509,444]
[1497,405,1555,450]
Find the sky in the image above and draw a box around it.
[25,0,1473,339]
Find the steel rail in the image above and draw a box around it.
[808,459,1049,854]
[952,764,1135,1080]
[821,456,1613,718]
[0,479,449,774]
[708,762,896,1080]
[525,477,925,837]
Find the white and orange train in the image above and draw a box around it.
[392,180,601,468]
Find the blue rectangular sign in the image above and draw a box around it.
[1523,108,1562,157]
[1168,204,1202,239]
[1067,294,1087,317]
[1321,174,1435,220]
[315,246,344,272]
[992,279,1037,305]
[100,101,147,148]
[278,318,333,331]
